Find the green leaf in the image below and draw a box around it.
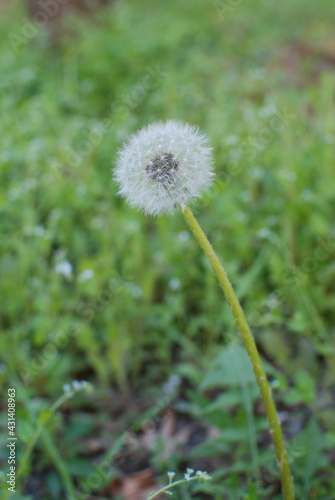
[200,341,256,390]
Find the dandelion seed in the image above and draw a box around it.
[114,120,214,216]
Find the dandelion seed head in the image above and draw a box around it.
[114,120,214,216]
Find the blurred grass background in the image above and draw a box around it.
[0,0,335,498]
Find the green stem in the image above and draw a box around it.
[148,476,199,499]
[182,204,294,500]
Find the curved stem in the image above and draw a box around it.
[148,476,201,499]
[148,479,189,499]
[182,204,295,500]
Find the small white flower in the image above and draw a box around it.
[55,260,73,277]
[63,380,92,396]
[72,380,82,391]
[271,379,281,389]
[195,470,211,481]
[114,121,214,216]
[78,269,95,282]
[176,230,190,243]
[302,189,313,201]
[71,380,93,392]
[279,170,296,183]
[248,166,264,179]
[225,134,239,145]
[125,282,143,298]
[167,471,176,482]
[266,293,278,310]
[62,383,73,393]
[258,104,276,118]
[25,225,46,237]
[256,227,272,239]
[168,277,181,291]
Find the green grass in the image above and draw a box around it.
[0,0,335,498]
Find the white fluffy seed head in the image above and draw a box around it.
[114,120,215,216]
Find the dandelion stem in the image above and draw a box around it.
[181,204,295,500]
